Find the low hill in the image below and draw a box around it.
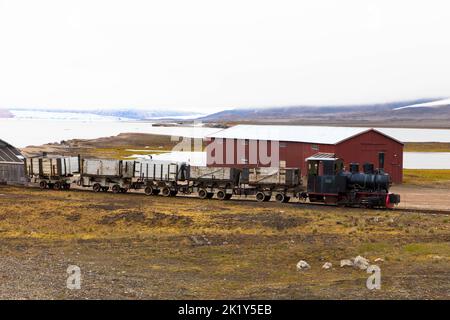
[201,99,450,128]
[0,109,13,118]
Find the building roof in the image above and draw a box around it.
[207,125,401,145]
[0,139,24,163]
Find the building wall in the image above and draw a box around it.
[206,129,404,183]
[335,130,403,183]
[0,163,26,185]
[206,137,336,173]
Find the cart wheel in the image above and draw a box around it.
[217,190,226,200]
[198,188,208,199]
[256,192,266,202]
[93,183,102,192]
[144,186,154,196]
[275,193,289,203]
[161,187,171,197]
[112,185,121,194]
[39,181,47,189]
[275,193,285,203]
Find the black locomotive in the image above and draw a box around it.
[305,155,400,208]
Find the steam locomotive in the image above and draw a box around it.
[304,155,400,208]
[24,154,400,209]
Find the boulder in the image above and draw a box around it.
[296,260,311,271]
[340,259,354,267]
[353,255,370,270]
[322,262,332,270]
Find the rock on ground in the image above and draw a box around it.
[296,260,311,271]
[353,255,370,270]
[340,259,354,267]
[322,262,332,269]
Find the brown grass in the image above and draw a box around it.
[404,142,450,152]
[403,169,450,187]
[0,185,449,299]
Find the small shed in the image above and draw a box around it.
[0,139,26,185]
[206,125,404,183]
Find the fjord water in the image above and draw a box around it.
[2,115,450,169]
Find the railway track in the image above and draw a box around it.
[9,184,450,216]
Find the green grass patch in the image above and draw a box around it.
[358,242,392,254]
[403,243,450,255]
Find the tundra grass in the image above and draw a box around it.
[404,142,450,152]
[403,169,450,187]
[0,185,449,299]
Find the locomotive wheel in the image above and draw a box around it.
[93,183,102,193]
[216,190,226,200]
[53,181,62,190]
[39,181,47,189]
[198,188,208,199]
[144,186,154,196]
[255,192,266,202]
[112,185,121,194]
[161,187,171,197]
[275,193,289,203]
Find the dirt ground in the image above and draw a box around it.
[0,185,448,299]
[391,184,450,211]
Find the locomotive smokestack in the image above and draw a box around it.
[363,163,374,174]
[349,163,359,174]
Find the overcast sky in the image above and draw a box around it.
[0,0,449,113]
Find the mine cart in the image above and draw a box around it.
[80,159,134,193]
[132,160,187,196]
[25,156,80,190]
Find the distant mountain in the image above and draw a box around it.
[90,109,203,120]
[7,108,202,120]
[0,109,13,118]
[200,98,450,128]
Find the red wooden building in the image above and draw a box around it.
[205,125,404,183]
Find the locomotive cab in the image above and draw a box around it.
[306,154,347,204]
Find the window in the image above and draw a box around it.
[379,152,385,169]
[311,144,319,151]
